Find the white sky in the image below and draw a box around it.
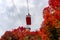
[0,0,48,37]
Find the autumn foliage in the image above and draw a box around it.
[0,27,42,40]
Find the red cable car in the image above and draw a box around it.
[26,13,31,25]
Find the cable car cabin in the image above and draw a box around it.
[26,13,31,25]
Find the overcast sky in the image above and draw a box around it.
[0,0,48,36]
